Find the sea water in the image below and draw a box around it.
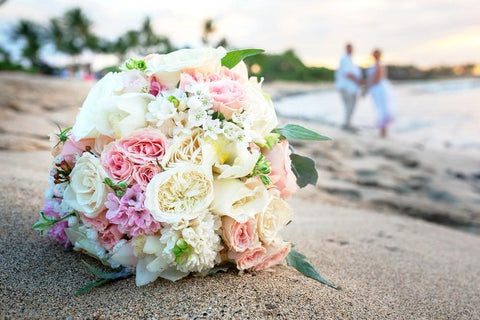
[274,78,480,153]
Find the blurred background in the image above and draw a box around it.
[1,0,479,233]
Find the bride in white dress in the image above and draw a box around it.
[366,49,395,138]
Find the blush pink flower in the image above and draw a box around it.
[98,224,123,250]
[209,78,245,119]
[149,76,167,96]
[105,184,161,237]
[101,143,135,183]
[222,216,258,252]
[264,140,298,198]
[251,242,291,271]
[132,162,162,190]
[60,135,95,167]
[48,220,71,247]
[118,129,168,165]
[228,246,267,270]
[80,210,124,250]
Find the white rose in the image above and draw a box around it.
[144,163,214,224]
[161,128,215,170]
[145,47,227,89]
[96,92,153,139]
[72,72,120,139]
[211,178,269,223]
[243,78,278,143]
[203,136,259,179]
[256,189,292,245]
[63,152,109,218]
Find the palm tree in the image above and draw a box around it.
[137,17,173,55]
[49,7,101,60]
[202,19,215,46]
[11,19,44,67]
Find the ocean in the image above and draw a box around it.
[274,78,480,153]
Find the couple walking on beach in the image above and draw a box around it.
[335,43,395,138]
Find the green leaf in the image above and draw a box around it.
[74,278,110,296]
[286,249,339,290]
[290,153,318,187]
[221,49,265,69]
[273,124,331,141]
[74,261,133,296]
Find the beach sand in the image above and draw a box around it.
[1,72,480,319]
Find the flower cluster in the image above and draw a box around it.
[35,47,324,287]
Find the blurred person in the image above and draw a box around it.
[365,49,396,138]
[335,43,362,131]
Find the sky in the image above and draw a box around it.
[1,0,479,69]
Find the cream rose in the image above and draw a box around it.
[145,47,226,89]
[256,189,292,245]
[144,163,214,224]
[161,128,214,171]
[63,153,109,218]
[243,78,278,143]
[211,178,269,223]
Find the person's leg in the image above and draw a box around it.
[340,90,353,129]
[345,93,356,129]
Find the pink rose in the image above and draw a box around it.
[252,242,291,271]
[265,140,298,198]
[80,211,110,232]
[81,211,124,250]
[228,246,267,270]
[60,135,95,166]
[209,78,245,119]
[118,129,168,164]
[101,143,135,183]
[132,162,162,190]
[98,224,123,250]
[222,216,258,252]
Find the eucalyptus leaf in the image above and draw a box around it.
[290,153,318,187]
[273,124,331,141]
[221,49,264,69]
[286,249,339,290]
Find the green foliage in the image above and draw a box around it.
[245,49,334,82]
[273,124,331,141]
[74,261,133,296]
[11,19,45,67]
[33,212,74,235]
[221,49,265,69]
[290,153,318,188]
[286,248,339,289]
[248,155,272,186]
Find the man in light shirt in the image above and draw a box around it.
[335,43,362,131]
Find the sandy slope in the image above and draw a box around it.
[0,151,479,319]
[0,72,480,319]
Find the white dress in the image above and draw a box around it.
[367,65,396,128]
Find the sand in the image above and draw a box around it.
[1,72,480,319]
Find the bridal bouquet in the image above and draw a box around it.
[34,47,336,294]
